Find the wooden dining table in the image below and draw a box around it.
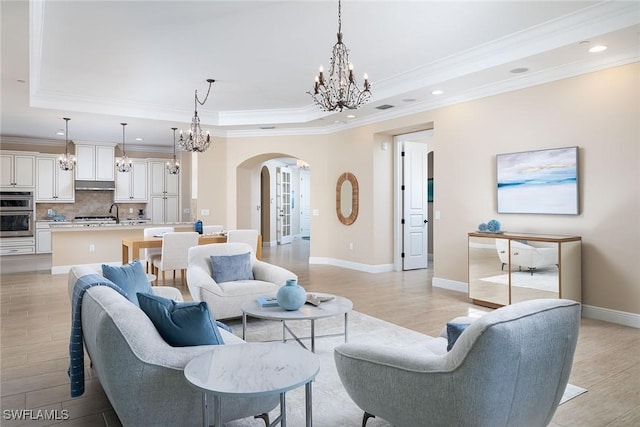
[121,234,262,264]
[121,234,227,264]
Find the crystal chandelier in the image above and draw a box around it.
[58,117,76,171]
[166,127,180,175]
[116,122,132,173]
[308,0,371,112]
[179,79,215,153]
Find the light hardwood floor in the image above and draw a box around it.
[1,239,638,426]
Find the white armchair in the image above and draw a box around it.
[187,242,297,320]
[495,239,558,275]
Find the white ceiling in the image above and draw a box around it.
[1,1,639,152]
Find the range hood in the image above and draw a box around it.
[75,180,116,191]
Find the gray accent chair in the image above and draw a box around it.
[68,265,279,426]
[334,299,581,427]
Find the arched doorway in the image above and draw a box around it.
[237,155,311,247]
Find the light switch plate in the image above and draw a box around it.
[201,209,210,216]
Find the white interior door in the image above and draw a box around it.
[300,170,311,238]
[402,141,429,270]
[277,167,293,244]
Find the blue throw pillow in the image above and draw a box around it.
[137,292,224,347]
[446,322,470,351]
[210,252,254,283]
[102,260,151,307]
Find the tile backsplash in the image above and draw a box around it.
[36,191,147,220]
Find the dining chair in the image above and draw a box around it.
[226,229,260,258]
[142,227,174,273]
[152,232,200,286]
[203,225,224,234]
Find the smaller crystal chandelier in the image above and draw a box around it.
[179,79,215,153]
[58,117,76,171]
[308,0,371,112]
[116,122,132,173]
[166,127,180,175]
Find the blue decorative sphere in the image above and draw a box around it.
[478,223,488,231]
[276,279,306,311]
[487,219,501,232]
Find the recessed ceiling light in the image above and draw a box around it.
[17,79,26,84]
[510,67,529,74]
[135,138,143,141]
[260,126,275,130]
[402,98,417,103]
[55,131,65,136]
[375,104,395,110]
[431,90,444,95]
[346,114,356,119]
[588,45,607,53]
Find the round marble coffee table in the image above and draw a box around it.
[184,342,319,427]
[241,293,353,353]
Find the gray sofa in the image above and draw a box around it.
[68,265,278,426]
[334,298,581,427]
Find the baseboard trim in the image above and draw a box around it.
[431,277,639,328]
[582,304,640,329]
[308,257,393,273]
[432,277,468,293]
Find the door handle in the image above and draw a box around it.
[424,219,428,223]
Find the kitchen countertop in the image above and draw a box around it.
[49,221,195,231]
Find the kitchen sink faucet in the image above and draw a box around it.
[109,203,120,224]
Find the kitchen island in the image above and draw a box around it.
[50,222,195,274]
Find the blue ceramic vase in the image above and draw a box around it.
[277,279,306,311]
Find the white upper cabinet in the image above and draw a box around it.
[114,160,148,202]
[149,160,180,223]
[35,155,75,202]
[149,160,179,196]
[74,143,115,181]
[1,152,35,189]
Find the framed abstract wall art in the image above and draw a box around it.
[496,146,579,215]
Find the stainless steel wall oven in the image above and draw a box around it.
[0,191,34,238]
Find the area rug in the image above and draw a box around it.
[221,311,583,426]
[479,269,559,292]
[560,383,588,404]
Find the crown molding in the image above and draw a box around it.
[28,0,640,138]
[0,135,64,147]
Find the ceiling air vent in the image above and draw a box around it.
[375,104,395,110]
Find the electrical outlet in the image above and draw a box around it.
[89,244,95,252]
[129,208,133,214]
[349,242,353,250]
[201,209,210,216]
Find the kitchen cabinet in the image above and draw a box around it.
[36,222,52,253]
[149,160,180,223]
[114,160,148,202]
[74,143,115,181]
[35,155,75,202]
[1,152,35,189]
[150,195,179,223]
[149,160,179,196]
[0,237,35,256]
[468,231,581,308]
